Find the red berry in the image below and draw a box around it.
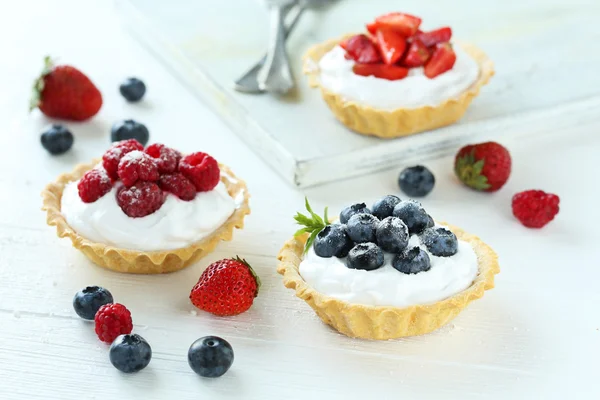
[145,143,182,174]
[340,34,382,64]
[77,168,113,203]
[352,64,409,81]
[117,150,159,187]
[424,42,456,79]
[414,27,452,48]
[512,190,560,228]
[158,173,196,201]
[117,181,165,218]
[179,152,220,192]
[373,12,422,37]
[102,139,144,180]
[375,29,407,65]
[190,257,260,316]
[454,142,512,192]
[94,303,133,344]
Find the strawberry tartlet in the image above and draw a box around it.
[42,140,250,274]
[303,12,495,138]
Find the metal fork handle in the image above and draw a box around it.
[256,5,295,94]
[234,5,305,93]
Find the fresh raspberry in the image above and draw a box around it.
[94,303,133,344]
[512,190,560,228]
[117,181,165,218]
[117,150,159,187]
[77,168,113,203]
[145,143,181,174]
[179,152,220,192]
[158,173,196,201]
[102,139,144,180]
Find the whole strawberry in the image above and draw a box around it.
[454,142,511,192]
[190,257,260,316]
[512,190,560,228]
[30,56,102,121]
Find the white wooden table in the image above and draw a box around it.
[1,1,599,399]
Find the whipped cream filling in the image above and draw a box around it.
[61,177,236,252]
[317,44,480,110]
[299,229,478,308]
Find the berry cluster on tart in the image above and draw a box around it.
[42,139,250,274]
[303,12,495,138]
[277,197,499,340]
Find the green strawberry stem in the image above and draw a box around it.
[293,197,329,254]
[455,150,491,190]
[29,56,54,112]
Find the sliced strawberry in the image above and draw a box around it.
[366,22,378,35]
[424,42,457,78]
[374,12,422,37]
[375,29,407,65]
[341,34,382,64]
[415,27,452,48]
[401,39,431,67]
[353,64,409,81]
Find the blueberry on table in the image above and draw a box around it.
[188,336,234,378]
[398,165,435,197]
[339,203,371,224]
[119,77,146,102]
[393,200,434,234]
[420,227,458,257]
[347,213,378,243]
[392,247,431,274]
[72,286,113,320]
[347,243,384,271]
[371,195,401,220]
[375,216,409,253]
[41,124,73,155]
[109,334,152,373]
[313,224,353,258]
[111,120,149,146]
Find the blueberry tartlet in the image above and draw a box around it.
[277,196,499,339]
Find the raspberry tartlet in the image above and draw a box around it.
[277,197,499,340]
[303,12,495,138]
[42,140,250,274]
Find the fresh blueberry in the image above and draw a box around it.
[109,334,152,373]
[111,120,149,146]
[119,77,146,102]
[346,213,378,243]
[371,195,401,220]
[313,224,353,258]
[375,216,409,253]
[41,124,74,155]
[392,247,431,274]
[72,286,114,320]
[188,336,234,378]
[393,200,434,234]
[398,165,435,197]
[420,227,458,257]
[346,243,384,271]
[339,203,371,224]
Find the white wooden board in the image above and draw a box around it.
[118,0,600,187]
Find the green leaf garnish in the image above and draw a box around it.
[293,197,330,254]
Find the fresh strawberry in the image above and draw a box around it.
[454,142,512,192]
[373,12,422,37]
[30,57,102,121]
[366,22,378,35]
[340,34,382,64]
[375,29,407,65]
[353,64,409,81]
[401,39,431,67]
[424,43,456,78]
[190,257,260,317]
[415,27,452,48]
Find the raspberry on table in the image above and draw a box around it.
[145,143,181,174]
[102,139,144,180]
[158,173,196,201]
[117,181,165,218]
[117,150,159,187]
[77,168,113,203]
[512,190,560,228]
[94,303,133,344]
[179,152,220,192]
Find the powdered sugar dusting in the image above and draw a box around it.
[121,150,146,163]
